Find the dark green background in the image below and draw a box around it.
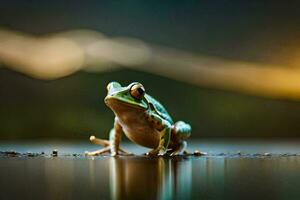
[1,1,300,139]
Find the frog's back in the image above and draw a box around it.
[145,94,173,124]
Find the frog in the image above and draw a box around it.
[85,81,191,156]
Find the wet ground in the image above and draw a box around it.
[0,139,300,200]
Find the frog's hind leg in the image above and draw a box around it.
[172,121,191,140]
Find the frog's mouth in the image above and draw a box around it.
[105,96,148,111]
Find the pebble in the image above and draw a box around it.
[0,150,20,157]
[280,153,289,157]
[52,149,58,157]
[26,152,36,157]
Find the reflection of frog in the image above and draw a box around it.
[109,157,192,200]
[86,82,191,156]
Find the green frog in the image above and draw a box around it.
[85,82,191,156]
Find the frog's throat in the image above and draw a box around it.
[105,96,148,111]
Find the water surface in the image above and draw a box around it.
[0,139,300,200]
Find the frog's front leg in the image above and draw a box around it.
[86,118,132,156]
[109,118,122,156]
[146,113,172,156]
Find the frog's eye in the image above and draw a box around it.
[130,83,145,100]
[107,82,121,91]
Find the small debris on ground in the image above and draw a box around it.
[52,149,58,157]
[0,150,20,157]
[0,149,299,158]
[26,152,38,157]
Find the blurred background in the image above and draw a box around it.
[1,0,300,139]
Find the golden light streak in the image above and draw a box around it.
[0,28,300,100]
[0,29,84,79]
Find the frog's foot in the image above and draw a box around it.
[111,149,134,157]
[85,147,133,156]
[145,150,158,157]
[85,146,110,156]
[87,135,134,156]
[168,141,187,156]
[145,149,167,157]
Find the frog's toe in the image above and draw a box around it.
[85,146,110,156]
[111,152,118,157]
[89,135,110,147]
[168,148,183,156]
[119,151,134,156]
[145,150,160,157]
[169,152,180,156]
[158,150,167,156]
[146,153,158,157]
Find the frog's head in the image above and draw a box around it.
[104,82,148,113]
